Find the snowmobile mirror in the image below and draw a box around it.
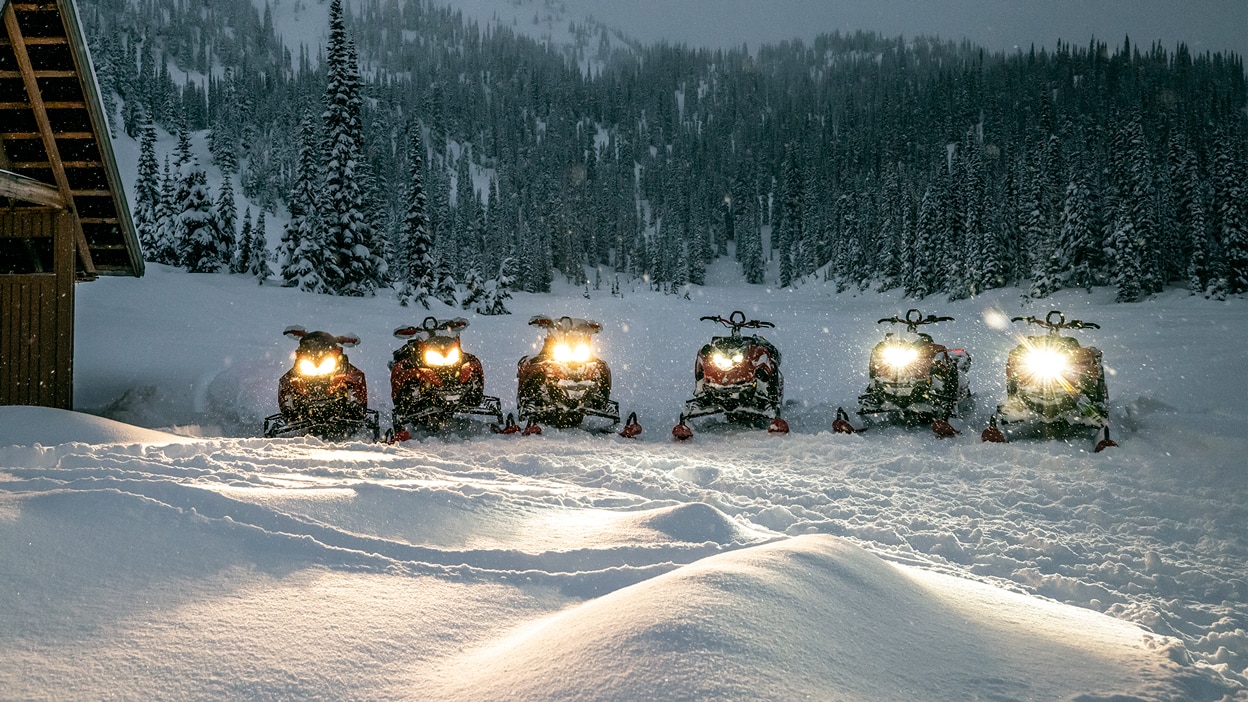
[283,325,307,339]
[394,326,420,339]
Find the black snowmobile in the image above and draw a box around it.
[516,315,641,437]
[263,326,380,441]
[843,309,971,437]
[983,310,1116,451]
[387,316,507,441]
[672,311,788,440]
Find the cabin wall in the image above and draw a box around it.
[0,208,74,408]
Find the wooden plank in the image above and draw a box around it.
[0,69,77,78]
[0,167,65,207]
[53,208,73,407]
[10,160,104,169]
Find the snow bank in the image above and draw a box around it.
[426,535,1207,701]
[0,405,193,447]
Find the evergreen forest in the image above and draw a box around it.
[78,0,1248,304]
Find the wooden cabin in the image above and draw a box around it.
[1,0,143,409]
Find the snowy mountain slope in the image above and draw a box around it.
[1,262,1246,698]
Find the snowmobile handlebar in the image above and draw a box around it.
[700,311,775,332]
[877,309,954,332]
[1010,310,1100,332]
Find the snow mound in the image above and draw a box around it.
[623,500,764,544]
[0,406,193,447]
[426,535,1209,701]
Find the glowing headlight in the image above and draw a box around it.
[1023,347,1070,382]
[424,346,461,367]
[712,351,745,370]
[554,343,591,363]
[298,356,338,376]
[880,344,919,371]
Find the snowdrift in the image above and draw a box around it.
[0,405,193,447]
[426,535,1209,701]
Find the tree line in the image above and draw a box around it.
[79,0,1248,303]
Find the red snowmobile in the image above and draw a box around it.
[672,311,788,439]
[983,310,1116,451]
[387,316,507,441]
[516,315,641,436]
[263,326,380,441]
[844,309,971,437]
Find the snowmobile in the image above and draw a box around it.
[387,316,508,441]
[846,309,971,437]
[263,326,380,441]
[672,311,789,440]
[984,310,1116,450]
[516,315,641,436]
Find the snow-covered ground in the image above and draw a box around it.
[2,260,1245,700]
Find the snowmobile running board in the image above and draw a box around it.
[263,410,381,442]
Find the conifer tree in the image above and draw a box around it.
[281,115,322,290]
[133,117,162,260]
[1109,205,1144,303]
[248,210,274,284]
[1056,176,1097,291]
[1212,129,1248,294]
[396,129,435,308]
[433,256,458,306]
[216,177,239,272]
[236,206,254,275]
[320,0,386,295]
[177,167,228,273]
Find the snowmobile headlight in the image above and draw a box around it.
[1022,347,1070,382]
[712,351,745,370]
[424,346,461,367]
[554,343,592,363]
[880,344,919,371]
[298,355,338,376]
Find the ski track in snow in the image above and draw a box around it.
[3,419,1245,686]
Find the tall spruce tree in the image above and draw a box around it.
[281,115,325,291]
[396,128,435,308]
[320,0,386,296]
[133,118,162,261]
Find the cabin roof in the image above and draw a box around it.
[0,0,143,278]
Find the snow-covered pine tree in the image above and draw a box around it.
[150,155,180,265]
[433,256,458,306]
[320,0,386,296]
[248,210,274,285]
[476,256,515,315]
[775,144,801,288]
[460,266,485,310]
[235,207,253,275]
[904,186,938,299]
[1056,176,1097,291]
[177,167,229,273]
[740,196,765,285]
[281,116,324,291]
[216,177,239,272]
[396,128,435,308]
[1108,204,1145,303]
[133,118,162,261]
[1212,128,1248,294]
